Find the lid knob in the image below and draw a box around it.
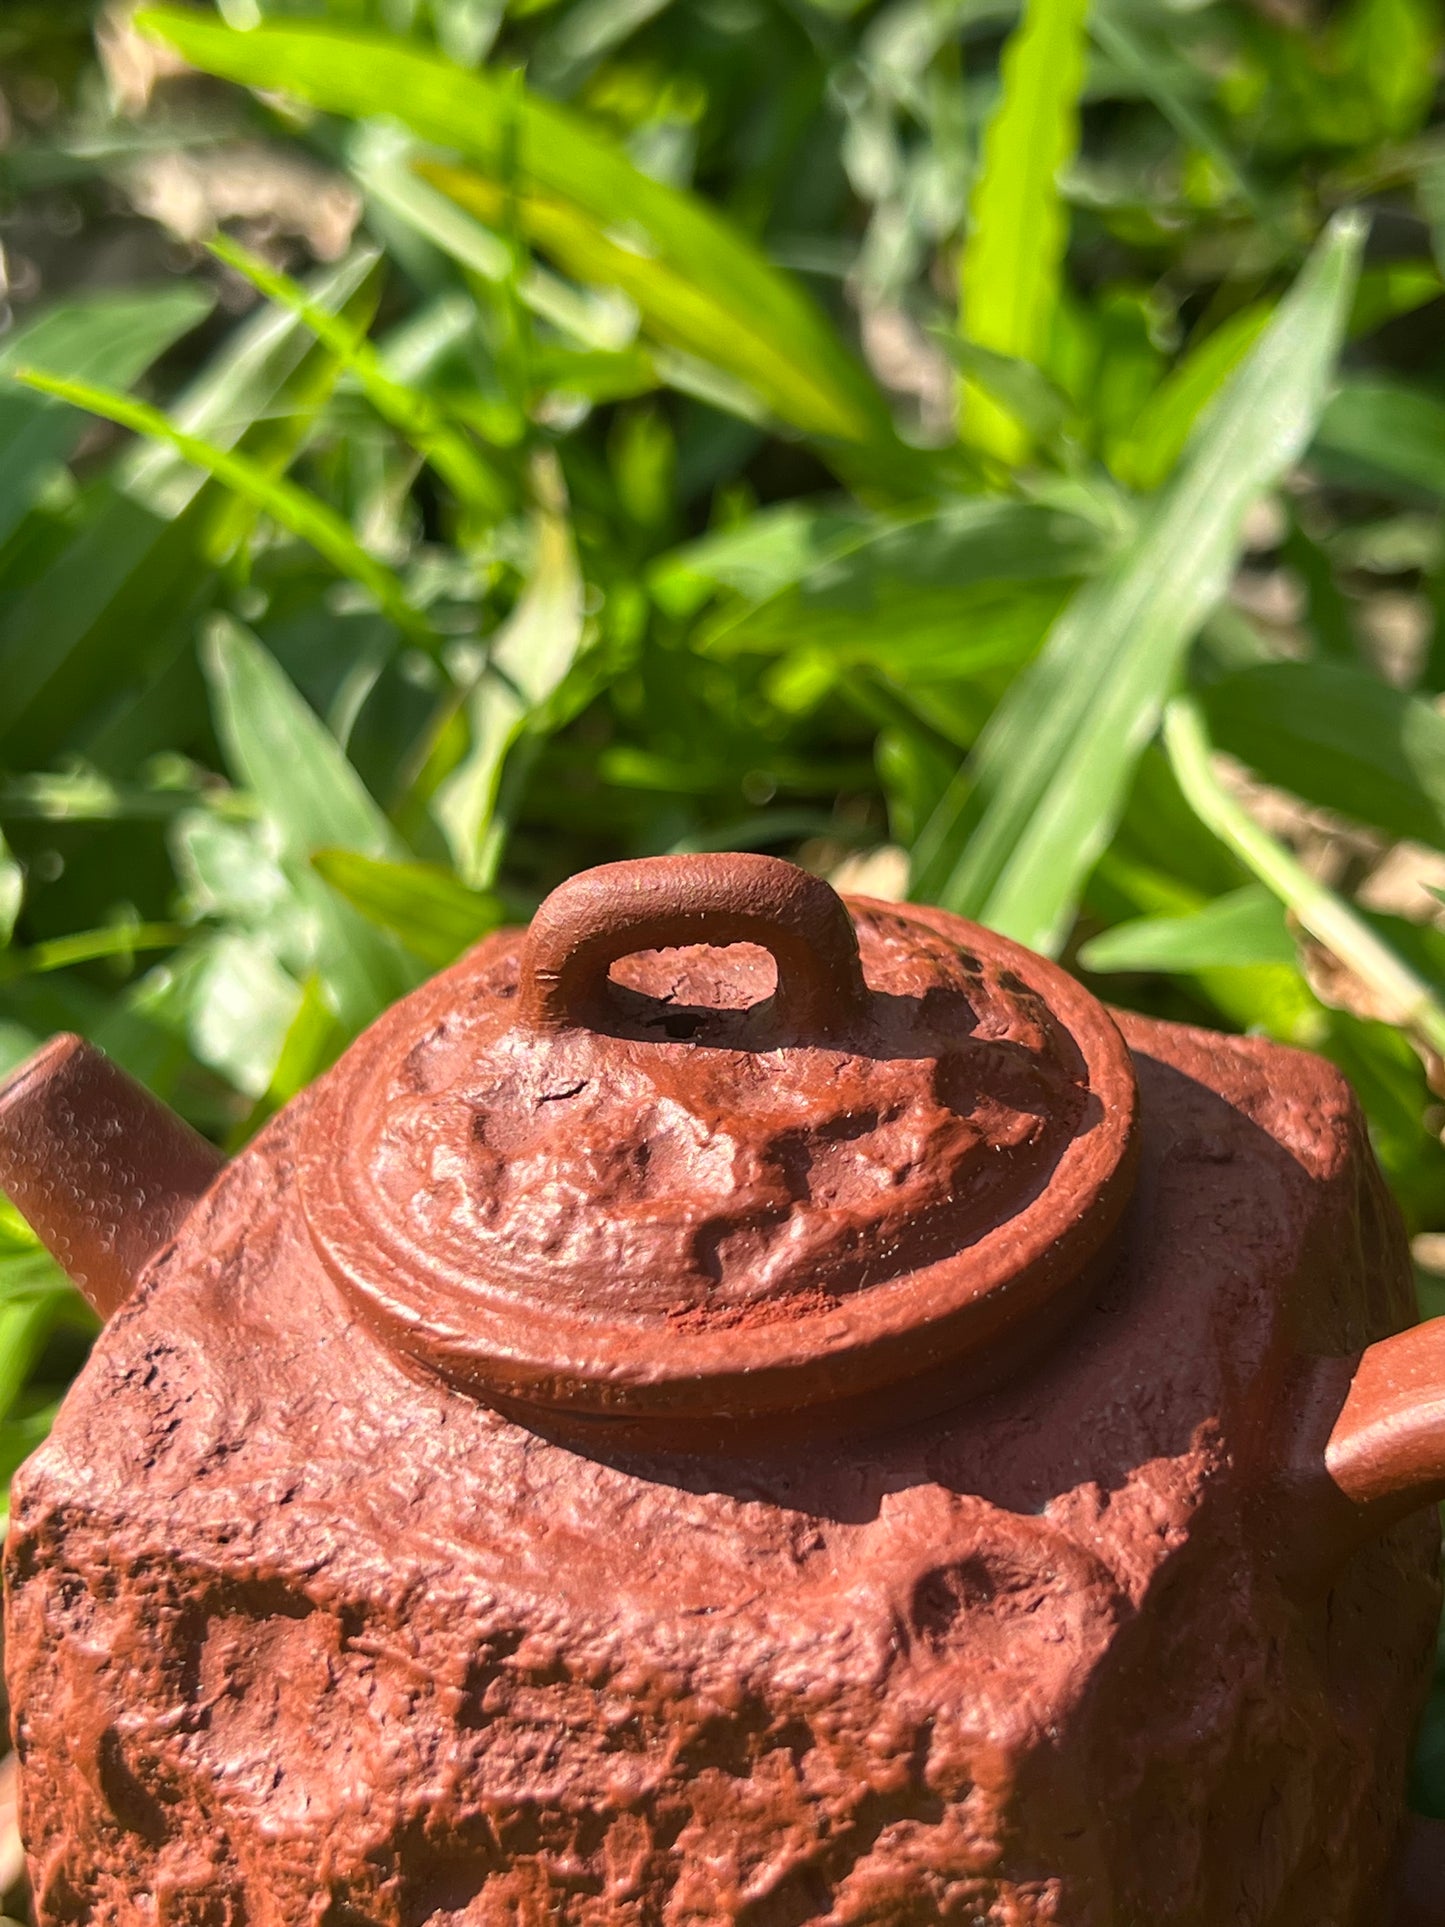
[519,853,871,1040]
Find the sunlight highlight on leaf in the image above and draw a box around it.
[915,212,1366,954]
[12,367,435,648]
[205,232,511,531]
[1165,696,1445,1058]
[434,467,586,888]
[201,618,418,1029]
[137,10,893,450]
[958,0,1090,462]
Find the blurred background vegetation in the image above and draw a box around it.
[1,0,1445,1878]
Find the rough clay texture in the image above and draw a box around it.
[5,1016,1441,1926]
[319,910,1095,1316]
[294,898,1139,1442]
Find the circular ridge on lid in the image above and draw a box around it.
[298,854,1138,1433]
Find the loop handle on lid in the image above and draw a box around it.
[518,853,871,1040]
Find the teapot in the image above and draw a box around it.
[1,853,1442,1925]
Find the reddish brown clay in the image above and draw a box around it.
[1326,1321,1445,1523]
[299,856,1140,1448]
[2,855,1443,1926]
[0,1033,223,1318]
[1392,1816,1445,1926]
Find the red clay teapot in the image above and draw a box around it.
[1,853,1443,1925]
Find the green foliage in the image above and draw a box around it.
[913,214,1364,952]
[958,0,1090,461]
[137,9,897,455]
[1078,884,1297,972]
[0,286,213,547]
[17,365,438,644]
[1165,697,1445,1058]
[2,0,1445,1818]
[0,1201,95,1537]
[1203,661,1445,848]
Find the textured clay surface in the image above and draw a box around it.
[297,877,1138,1439]
[324,915,1092,1315]
[6,1007,1440,1925]
[0,1034,222,1319]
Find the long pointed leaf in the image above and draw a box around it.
[13,368,434,648]
[1164,697,1445,1057]
[1110,305,1272,492]
[1313,377,1445,499]
[696,499,1107,660]
[0,251,380,759]
[1078,885,1297,972]
[201,618,417,1027]
[205,232,511,528]
[914,212,1366,954]
[203,619,406,864]
[434,488,585,886]
[0,922,186,983]
[312,851,504,967]
[958,0,1090,461]
[137,10,893,449]
[1202,660,1445,851]
[0,285,212,548]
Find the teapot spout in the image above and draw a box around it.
[1280,1319,1445,1576]
[0,1035,224,1321]
[1324,1319,1445,1530]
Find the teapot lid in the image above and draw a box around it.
[298,854,1138,1443]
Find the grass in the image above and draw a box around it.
[1,0,1444,1827]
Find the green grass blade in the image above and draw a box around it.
[1078,885,1297,972]
[13,368,435,648]
[434,486,586,886]
[0,1297,71,1427]
[939,337,1076,452]
[1164,696,1445,1058]
[0,836,20,950]
[0,769,206,823]
[0,922,187,982]
[347,122,627,347]
[1312,378,1445,499]
[202,617,417,1027]
[415,161,859,451]
[0,285,212,548]
[124,251,382,517]
[1110,305,1272,492]
[1089,6,1273,225]
[649,502,879,617]
[1349,262,1444,338]
[137,10,892,449]
[202,618,405,864]
[958,0,1091,462]
[913,212,1366,954]
[312,851,505,967]
[697,499,1107,660]
[204,232,511,527]
[1202,661,1445,851]
[352,128,774,432]
[0,251,379,758]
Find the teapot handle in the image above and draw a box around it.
[1324,1317,1445,1525]
[518,853,872,1039]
